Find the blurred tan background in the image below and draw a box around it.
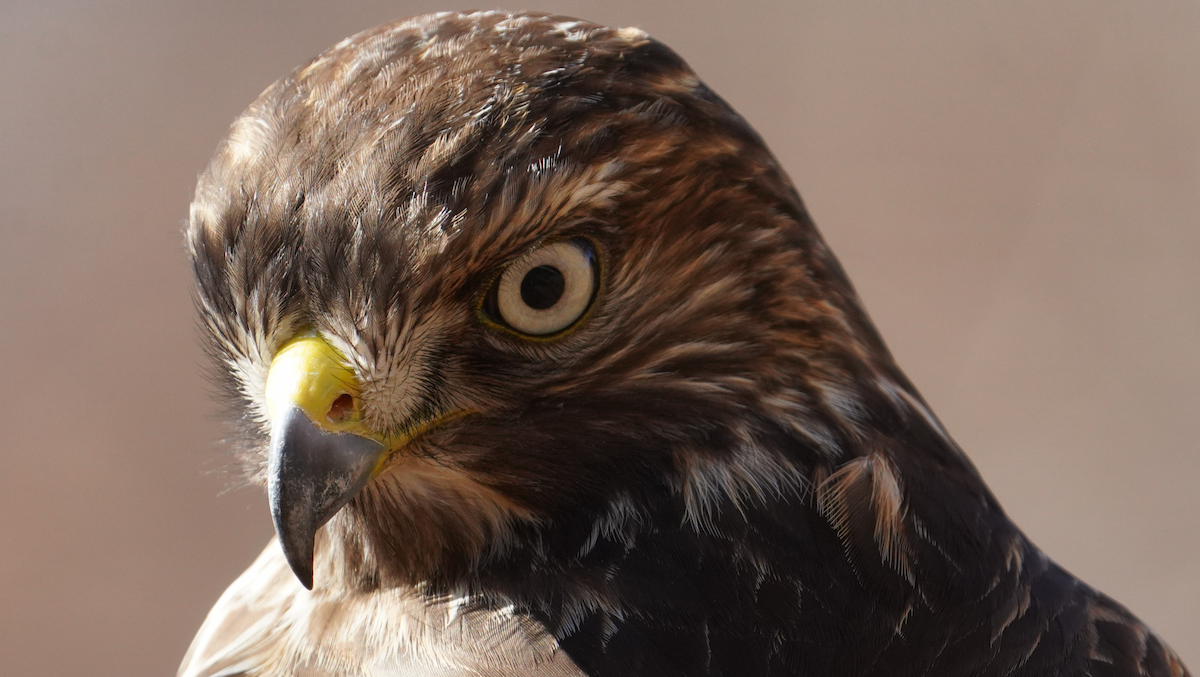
[0,1,1196,674]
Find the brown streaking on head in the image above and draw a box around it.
[180,10,1190,677]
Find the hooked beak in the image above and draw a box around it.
[266,406,382,589]
[263,332,386,589]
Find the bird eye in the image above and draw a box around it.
[485,239,599,337]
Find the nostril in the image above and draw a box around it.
[327,393,355,424]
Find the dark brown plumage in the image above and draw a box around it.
[180,11,1190,677]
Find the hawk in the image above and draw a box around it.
[179,10,1190,677]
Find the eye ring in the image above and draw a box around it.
[481,238,600,338]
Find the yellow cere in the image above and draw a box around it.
[265,331,475,473]
[264,332,367,437]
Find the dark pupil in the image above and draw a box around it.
[520,265,566,310]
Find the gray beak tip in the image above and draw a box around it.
[292,558,315,591]
[266,406,385,589]
[269,489,316,590]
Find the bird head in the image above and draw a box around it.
[188,11,909,592]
